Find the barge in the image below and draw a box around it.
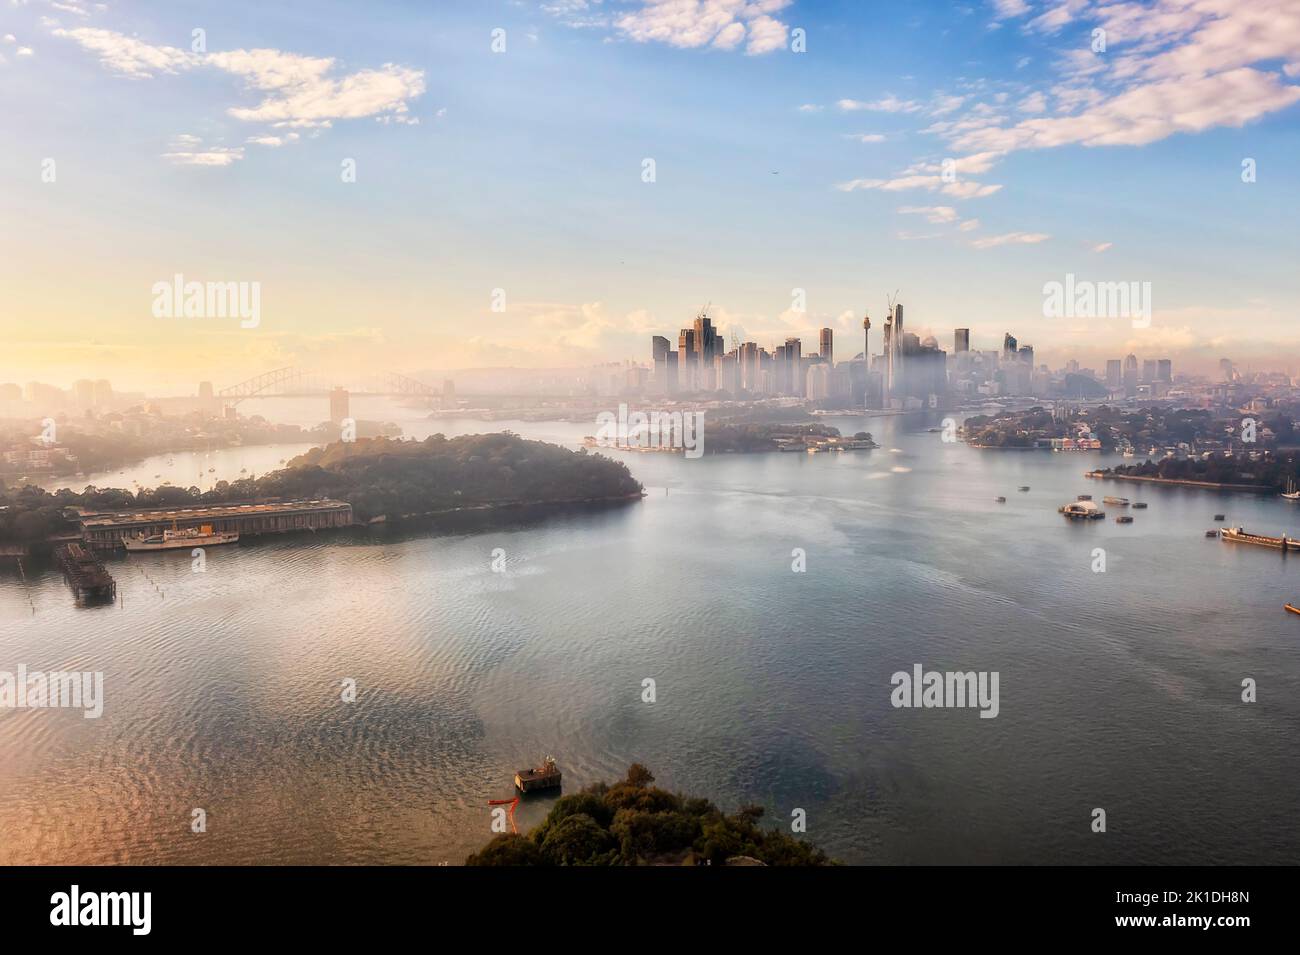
[1220,527,1300,551]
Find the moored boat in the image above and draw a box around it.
[123,524,240,552]
[1059,500,1106,520]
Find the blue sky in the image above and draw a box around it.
[2,0,1299,392]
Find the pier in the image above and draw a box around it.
[73,499,354,549]
[53,542,116,604]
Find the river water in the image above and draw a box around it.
[3,402,1299,864]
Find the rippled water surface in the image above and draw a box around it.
[3,412,1299,864]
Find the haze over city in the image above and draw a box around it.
[3,0,1299,394]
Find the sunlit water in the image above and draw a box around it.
[3,407,1300,864]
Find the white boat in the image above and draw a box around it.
[1282,478,1300,502]
[123,524,239,551]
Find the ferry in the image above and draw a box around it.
[123,524,239,552]
[1059,500,1106,520]
[1102,496,1131,506]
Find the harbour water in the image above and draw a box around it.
[3,408,1299,864]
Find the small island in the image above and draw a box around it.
[0,433,644,546]
[1093,451,1300,494]
[467,764,833,866]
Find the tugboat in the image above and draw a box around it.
[514,756,562,793]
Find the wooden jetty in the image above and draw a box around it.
[53,542,116,604]
[515,756,562,793]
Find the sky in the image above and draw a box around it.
[2,0,1299,394]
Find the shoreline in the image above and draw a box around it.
[1088,471,1275,493]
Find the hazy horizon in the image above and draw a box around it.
[3,0,1299,393]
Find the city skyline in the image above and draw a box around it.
[3,0,1299,391]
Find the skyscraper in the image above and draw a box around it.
[1106,359,1122,389]
[784,337,802,396]
[1157,359,1172,383]
[678,328,697,391]
[806,363,831,401]
[1123,354,1138,396]
[1002,333,1018,361]
[819,327,833,367]
[954,328,970,353]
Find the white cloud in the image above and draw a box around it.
[991,0,1031,18]
[163,139,245,166]
[837,174,1003,199]
[613,0,793,56]
[1091,241,1112,252]
[1017,91,1047,113]
[838,95,922,113]
[899,204,959,223]
[50,27,426,129]
[970,231,1049,248]
[797,103,823,112]
[845,132,886,143]
[941,1,1300,160]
